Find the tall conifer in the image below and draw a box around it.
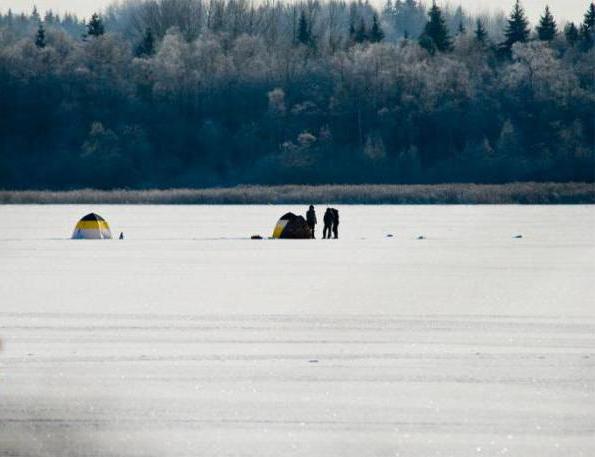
[87,13,105,38]
[475,19,488,44]
[35,23,46,48]
[536,6,557,41]
[502,0,530,53]
[135,28,155,57]
[420,1,452,53]
[370,15,385,42]
[458,21,466,35]
[584,3,595,30]
[355,18,368,43]
[579,3,595,50]
[297,10,310,45]
[565,22,579,46]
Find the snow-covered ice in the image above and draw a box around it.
[1,205,594,457]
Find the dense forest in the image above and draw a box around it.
[0,0,594,189]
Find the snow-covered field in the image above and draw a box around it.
[1,205,594,457]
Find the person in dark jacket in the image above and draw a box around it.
[331,208,339,239]
[323,208,333,239]
[306,205,317,239]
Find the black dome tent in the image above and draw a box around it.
[272,212,312,239]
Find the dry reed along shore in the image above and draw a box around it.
[1,183,594,205]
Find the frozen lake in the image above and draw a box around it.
[1,205,594,456]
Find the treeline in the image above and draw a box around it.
[0,1,594,189]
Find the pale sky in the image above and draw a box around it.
[1,0,591,23]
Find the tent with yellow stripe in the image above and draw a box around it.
[272,212,312,239]
[72,213,112,239]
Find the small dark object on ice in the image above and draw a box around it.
[251,235,263,240]
[417,235,425,240]
[514,234,523,239]
[308,359,319,363]
[386,234,394,238]
[119,232,124,240]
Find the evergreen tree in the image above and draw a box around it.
[35,23,46,49]
[502,0,530,53]
[87,13,105,38]
[458,21,466,35]
[475,19,488,44]
[565,22,579,46]
[349,19,356,42]
[31,6,40,23]
[452,6,466,34]
[398,0,426,38]
[580,3,595,50]
[496,120,524,159]
[370,14,385,42]
[382,0,394,18]
[420,1,452,53]
[579,24,594,50]
[584,3,595,30]
[135,28,155,57]
[44,10,55,24]
[297,10,310,45]
[536,6,557,41]
[355,18,368,43]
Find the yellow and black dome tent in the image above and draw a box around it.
[272,212,312,239]
[72,213,112,239]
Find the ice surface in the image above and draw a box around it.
[1,205,594,456]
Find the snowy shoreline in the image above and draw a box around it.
[1,182,594,205]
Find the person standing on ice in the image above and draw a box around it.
[306,205,317,238]
[323,208,333,239]
[331,208,340,239]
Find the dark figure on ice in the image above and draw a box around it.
[119,232,125,240]
[323,208,333,239]
[331,208,339,239]
[306,205,317,239]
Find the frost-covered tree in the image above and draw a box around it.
[506,41,580,105]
